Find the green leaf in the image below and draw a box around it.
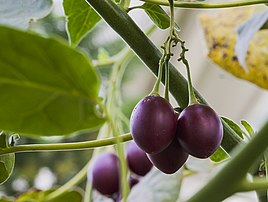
[16,188,83,202]
[241,120,255,137]
[142,3,170,29]
[0,198,14,202]
[63,0,101,47]
[221,117,245,139]
[0,0,52,29]
[210,146,230,163]
[0,132,15,185]
[0,26,104,136]
[127,168,181,202]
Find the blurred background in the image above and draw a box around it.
[1,0,267,201]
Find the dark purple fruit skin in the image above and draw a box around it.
[126,141,152,176]
[130,95,177,154]
[90,152,120,195]
[148,139,189,174]
[129,176,139,188]
[176,104,223,158]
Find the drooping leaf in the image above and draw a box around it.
[0,0,52,29]
[63,0,101,47]
[0,26,104,136]
[0,132,15,185]
[221,117,245,139]
[210,146,230,163]
[235,10,268,70]
[127,168,181,202]
[200,7,268,90]
[142,3,171,30]
[241,120,255,137]
[16,188,83,202]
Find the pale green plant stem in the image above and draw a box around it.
[45,160,91,201]
[0,134,132,155]
[140,0,268,8]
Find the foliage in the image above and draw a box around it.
[0,0,268,202]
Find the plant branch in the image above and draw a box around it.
[187,120,268,202]
[0,133,132,155]
[85,0,243,154]
[140,0,268,8]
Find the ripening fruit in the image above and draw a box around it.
[89,152,120,195]
[176,104,223,158]
[148,139,189,174]
[126,141,152,176]
[130,95,177,154]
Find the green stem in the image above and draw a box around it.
[164,57,169,101]
[85,0,243,154]
[179,43,198,105]
[188,120,268,202]
[151,37,169,96]
[140,0,268,8]
[0,134,132,155]
[84,181,93,202]
[45,160,91,201]
[240,178,268,192]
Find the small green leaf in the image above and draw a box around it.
[210,146,230,163]
[0,0,52,29]
[127,168,181,202]
[142,3,170,29]
[0,197,14,202]
[0,132,15,185]
[241,120,255,137]
[16,188,83,202]
[221,117,245,139]
[0,26,104,136]
[63,0,101,47]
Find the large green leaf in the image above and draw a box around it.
[0,132,15,185]
[0,0,52,29]
[0,26,104,136]
[63,0,101,47]
[142,3,170,29]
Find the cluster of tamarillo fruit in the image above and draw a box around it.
[89,39,224,200]
[88,94,224,200]
[89,141,153,200]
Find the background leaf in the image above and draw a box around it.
[16,188,83,202]
[127,168,181,202]
[0,0,52,29]
[142,3,170,29]
[0,133,15,185]
[199,7,268,90]
[210,146,229,163]
[221,117,245,139]
[63,0,101,47]
[235,10,268,70]
[241,120,255,137]
[0,26,104,136]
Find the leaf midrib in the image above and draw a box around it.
[0,77,94,102]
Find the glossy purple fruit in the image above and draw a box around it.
[130,95,177,154]
[148,139,188,174]
[90,152,120,195]
[176,104,223,158]
[126,141,152,176]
